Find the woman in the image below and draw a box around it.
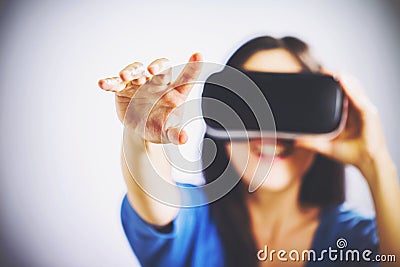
[98,36,399,267]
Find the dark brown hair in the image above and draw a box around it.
[202,36,345,267]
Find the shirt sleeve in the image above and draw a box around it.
[120,191,224,267]
[342,213,380,267]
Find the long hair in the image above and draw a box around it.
[202,36,345,267]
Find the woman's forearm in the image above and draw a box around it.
[98,55,202,227]
[121,130,179,226]
[362,151,400,267]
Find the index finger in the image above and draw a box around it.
[322,70,375,113]
[172,53,203,97]
[336,73,377,114]
[119,62,146,82]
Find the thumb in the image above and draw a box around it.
[295,137,334,156]
[296,137,356,164]
[166,127,188,145]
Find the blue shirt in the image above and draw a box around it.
[121,193,379,267]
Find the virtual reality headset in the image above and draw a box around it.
[201,69,348,140]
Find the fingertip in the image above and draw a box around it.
[148,58,170,75]
[178,131,188,144]
[98,79,112,90]
[166,128,188,145]
[119,70,130,82]
[148,65,158,75]
[98,79,105,88]
[320,68,336,77]
[190,52,203,62]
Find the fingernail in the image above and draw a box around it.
[191,53,202,62]
[190,54,197,61]
[179,132,188,144]
[150,65,159,74]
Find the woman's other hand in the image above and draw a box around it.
[296,73,394,182]
[297,73,399,265]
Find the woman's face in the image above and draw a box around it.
[225,49,316,192]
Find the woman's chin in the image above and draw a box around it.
[256,166,297,192]
[258,177,293,192]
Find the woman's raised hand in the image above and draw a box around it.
[98,53,203,145]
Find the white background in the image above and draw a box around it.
[0,1,399,266]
